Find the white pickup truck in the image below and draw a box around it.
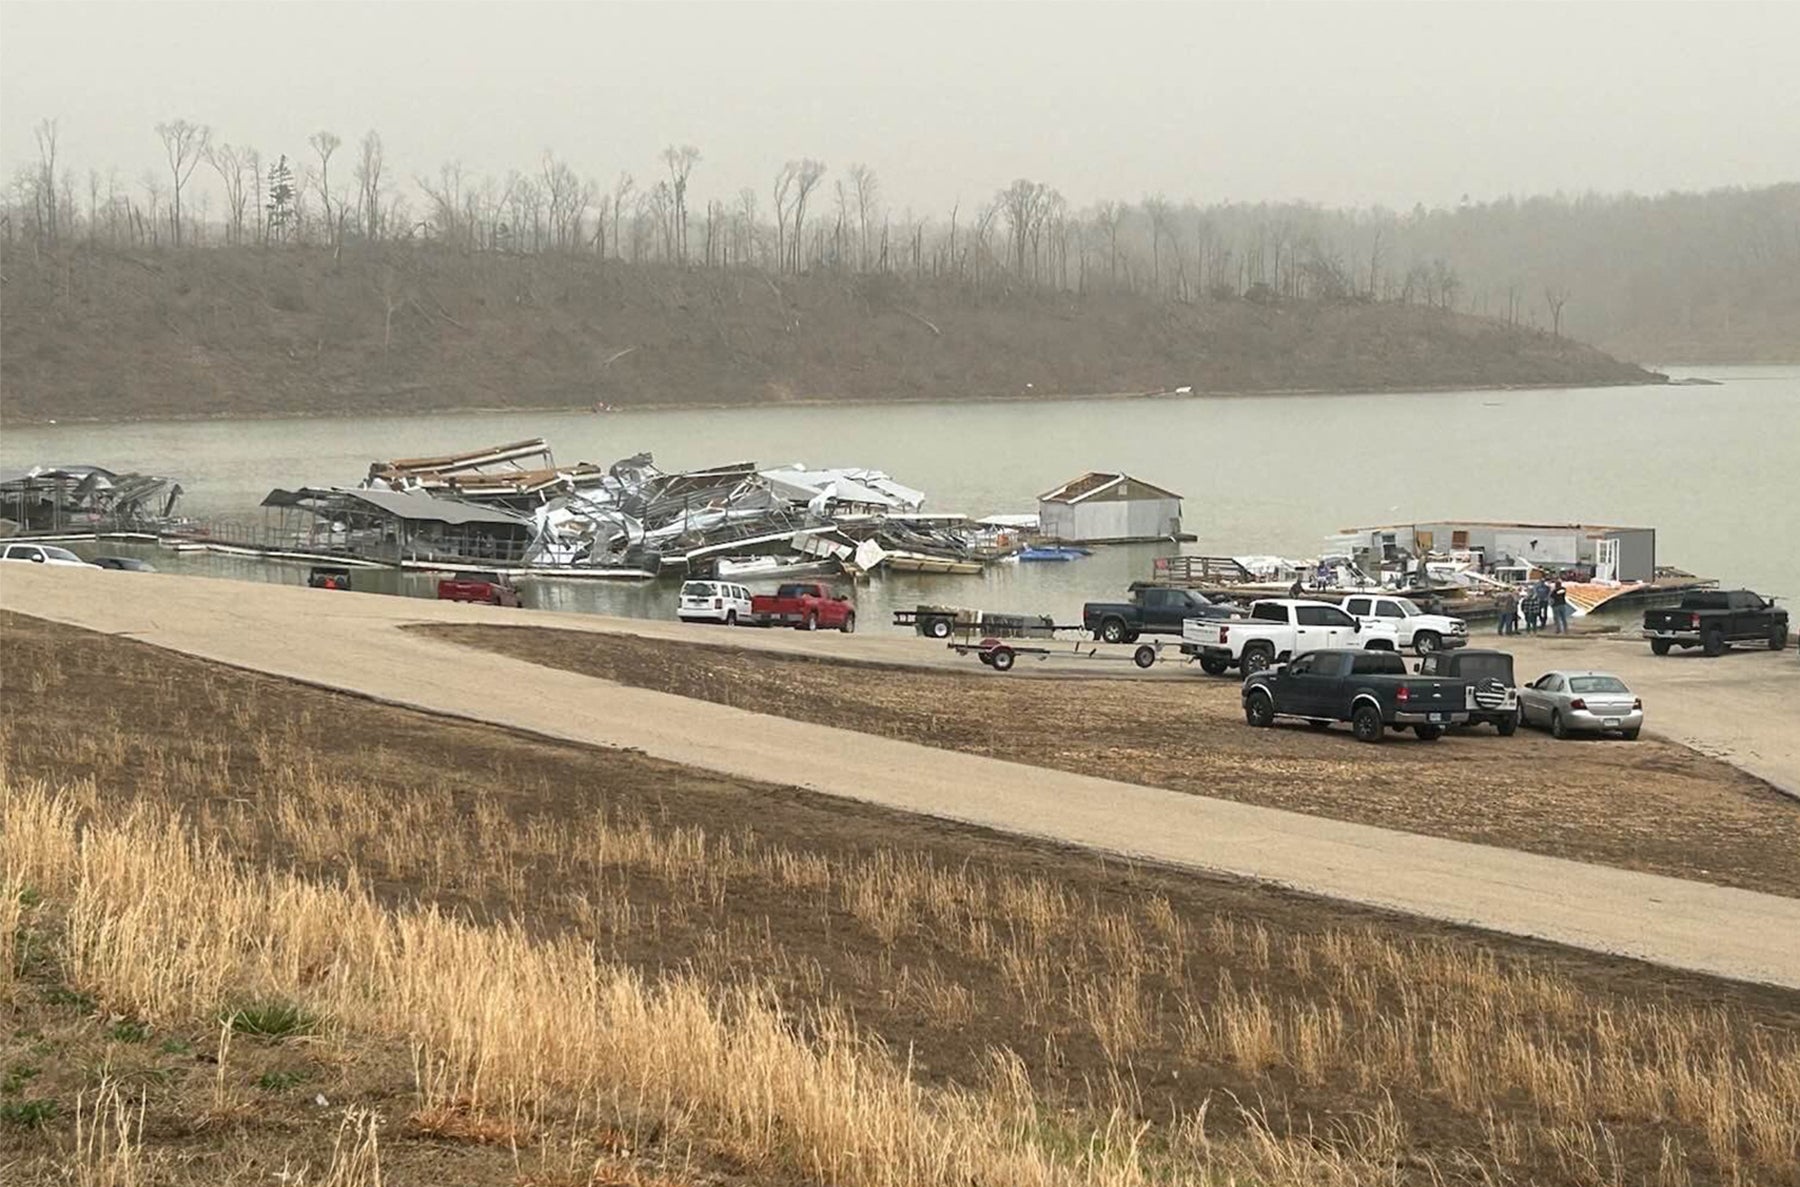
[1181,598,1402,676]
[1340,593,1469,656]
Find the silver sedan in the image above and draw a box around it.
[1519,670,1643,740]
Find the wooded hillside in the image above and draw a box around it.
[0,246,1658,422]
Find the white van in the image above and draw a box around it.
[678,580,754,626]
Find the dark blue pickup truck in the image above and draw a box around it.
[1242,648,1469,743]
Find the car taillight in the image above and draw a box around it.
[1397,685,1410,702]
[1569,698,1587,711]
[1633,698,1642,709]
[1219,626,1229,643]
[714,597,723,608]
[1690,613,1701,629]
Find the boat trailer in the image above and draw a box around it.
[948,636,1165,673]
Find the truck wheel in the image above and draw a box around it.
[1199,656,1231,676]
[1100,618,1127,644]
[1133,644,1156,669]
[1351,704,1384,743]
[1244,689,1275,727]
[988,646,1015,672]
[803,613,819,632]
[1771,623,1790,651]
[1413,724,1443,741]
[1650,638,1671,656]
[1496,710,1519,737]
[1241,646,1273,675]
[840,612,856,634]
[927,617,951,639]
[1413,632,1440,656]
[1702,629,1725,657]
[1550,710,1569,739]
[726,610,738,627]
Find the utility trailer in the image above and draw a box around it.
[895,604,1058,640]
[948,636,1164,673]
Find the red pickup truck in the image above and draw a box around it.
[750,582,856,632]
[436,571,523,607]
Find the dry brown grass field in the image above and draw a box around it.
[3,612,1797,1186]
[422,625,1800,896]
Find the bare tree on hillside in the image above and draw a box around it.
[608,172,633,261]
[541,152,592,251]
[847,163,879,271]
[772,163,796,272]
[308,131,342,245]
[1544,286,1569,339]
[154,118,209,247]
[786,159,826,272]
[661,144,699,263]
[354,130,385,240]
[33,118,59,244]
[205,143,252,244]
[998,179,1055,279]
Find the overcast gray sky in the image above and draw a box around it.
[3,0,1796,216]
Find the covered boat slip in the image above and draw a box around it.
[254,487,535,567]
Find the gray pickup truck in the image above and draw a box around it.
[1242,648,1470,742]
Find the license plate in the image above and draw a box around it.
[1603,717,1621,727]
[1429,713,1447,723]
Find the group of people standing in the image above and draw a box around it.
[1497,576,1570,635]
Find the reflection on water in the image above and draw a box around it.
[13,364,1799,617]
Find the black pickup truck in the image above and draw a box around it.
[1242,648,1469,742]
[1643,590,1788,656]
[1083,586,1241,643]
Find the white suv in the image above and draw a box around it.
[2,542,95,568]
[1342,594,1468,656]
[678,580,754,626]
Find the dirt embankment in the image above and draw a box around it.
[0,244,1660,422]
[422,624,1800,896]
[4,613,1798,1187]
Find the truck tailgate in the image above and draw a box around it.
[1644,610,1695,632]
[1181,618,1228,647]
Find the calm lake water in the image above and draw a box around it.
[5,364,1795,624]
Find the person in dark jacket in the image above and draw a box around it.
[1551,577,1571,634]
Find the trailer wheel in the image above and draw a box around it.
[978,652,994,666]
[988,646,1016,672]
[1133,644,1156,669]
[927,617,952,639]
[1650,638,1671,656]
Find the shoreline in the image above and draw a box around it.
[2,374,1668,430]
